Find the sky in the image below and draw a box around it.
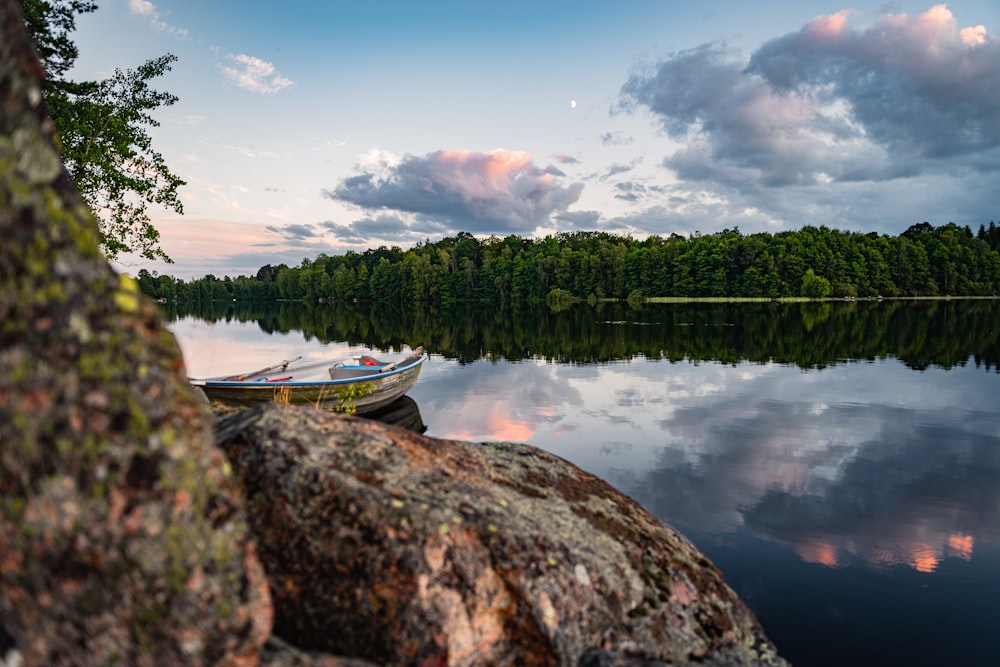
[66,0,1000,279]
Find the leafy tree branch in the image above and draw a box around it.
[22,0,183,261]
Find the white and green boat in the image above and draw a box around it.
[190,347,427,414]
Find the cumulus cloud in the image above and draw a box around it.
[220,54,294,95]
[619,5,1000,190]
[747,4,1000,159]
[621,42,863,188]
[128,0,187,38]
[324,149,584,234]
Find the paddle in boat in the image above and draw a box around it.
[190,347,428,414]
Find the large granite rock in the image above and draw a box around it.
[218,405,787,667]
[0,1,271,664]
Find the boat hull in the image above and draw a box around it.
[191,354,426,414]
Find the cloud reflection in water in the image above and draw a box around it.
[412,352,999,580]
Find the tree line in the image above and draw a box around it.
[137,221,1000,304]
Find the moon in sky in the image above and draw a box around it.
[570,100,576,109]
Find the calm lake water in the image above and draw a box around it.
[167,300,1000,667]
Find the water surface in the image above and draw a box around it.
[170,301,1000,666]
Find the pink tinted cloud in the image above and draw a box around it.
[623,3,1000,190]
[328,148,583,233]
[431,149,548,202]
[803,10,850,40]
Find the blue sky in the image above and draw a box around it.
[68,1,1000,278]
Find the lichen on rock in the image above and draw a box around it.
[219,404,788,667]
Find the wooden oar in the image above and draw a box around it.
[221,356,302,382]
[377,347,424,373]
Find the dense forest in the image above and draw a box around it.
[137,221,1000,304]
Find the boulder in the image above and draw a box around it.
[0,1,271,664]
[218,405,787,666]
